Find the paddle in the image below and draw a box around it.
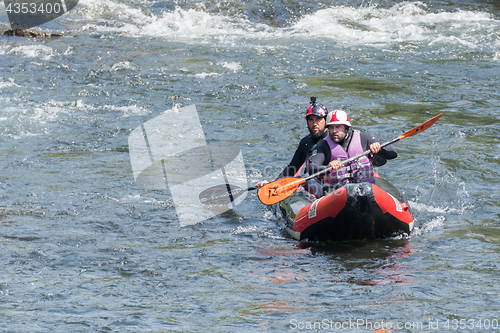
[257,113,443,205]
[199,184,257,206]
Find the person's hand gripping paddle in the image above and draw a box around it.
[257,113,442,205]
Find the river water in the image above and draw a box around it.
[1,0,499,332]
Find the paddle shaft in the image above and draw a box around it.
[258,113,442,205]
[304,137,400,182]
[211,186,256,202]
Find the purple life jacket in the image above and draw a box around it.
[322,130,375,186]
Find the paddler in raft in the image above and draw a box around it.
[306,109,397,197]
[255,97,328,195]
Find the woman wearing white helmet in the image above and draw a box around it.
[306,109,398,196]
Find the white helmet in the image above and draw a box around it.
[326,110,351,127]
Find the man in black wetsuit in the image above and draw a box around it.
[306,109,397,197]
[256,97,328,188]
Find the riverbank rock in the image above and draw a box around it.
[2,28,63,38]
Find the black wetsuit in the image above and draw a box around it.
[307,130,397,176]
[277,130,328,178]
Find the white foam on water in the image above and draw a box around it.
[106,104,150,118]
[230,225,259,235]
[194,72,221,79]
[0,78,21,89]
[73,99,94,111]
[494,38,500,60]
[76,0,150,23]
[289,2,498,49]
[120,194,142,202]
[3,0,496,56]
[71,0,499,56]
[409,194,472,216]
[263,209,281,222]
[8,130,41,140]
[33,105,68,123]
[411,215,446,237]
[74,0,277,40]
[1,99,96,133]
[111,61,137,71]
[219,61,242,73]
[409,201,449,214]
[7,45,55,60]
[192,62,241,79]
[31,100,78,123]
[135,8,274,40]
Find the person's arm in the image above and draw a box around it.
[305,141,334,175]
[360,132,397,167]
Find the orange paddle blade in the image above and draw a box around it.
[398,113,442,139]
[257,177,306,205]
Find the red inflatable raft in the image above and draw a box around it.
[273,172,413,241]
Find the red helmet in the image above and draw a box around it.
[305,97,327,118]
[326,110,351,127]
